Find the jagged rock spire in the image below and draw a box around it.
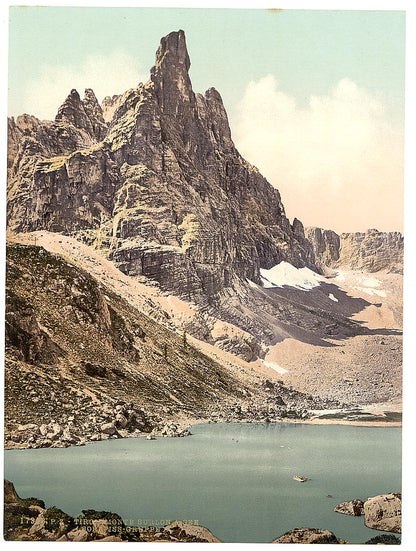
[150,30,196,116]
[55,89,95,135]
[55,88,107,141]
[83,88,107,140]
[83,88,104,123]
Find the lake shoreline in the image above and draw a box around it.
[4,408,402,451]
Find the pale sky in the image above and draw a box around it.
[7,6,405,233]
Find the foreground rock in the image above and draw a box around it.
[364,493,401,533]
[163,520,222,543]
[272,527,342,544]
[364,534,401,544]
[4,480,221,542]
[334,499,365,516]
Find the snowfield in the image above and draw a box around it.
[260,262,324,290]
[333,270,387,298]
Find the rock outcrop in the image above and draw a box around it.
[4,479,20,504]
[363,493,401,533]
[7,30,317,303]
[55,88,107,142]
[305,227,340,271]
[272,527,341,544]
[4,480,221,542]
[336,230,403,273]
[334,499,365,516]
[306,227,403,274]
[163,521,222,543]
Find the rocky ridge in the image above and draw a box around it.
[306,227,403,274]
[6,30,403,372]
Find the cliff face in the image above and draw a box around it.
[7,30,316,301]
[306,227,403,274]
[305,227,340,271]
[337,230,403,273]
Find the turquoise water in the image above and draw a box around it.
[4,422,401,543]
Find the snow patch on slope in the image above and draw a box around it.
[354,287,387,298]
[263,361,289,374]
[334,270,387,298]
[260,262,323,291]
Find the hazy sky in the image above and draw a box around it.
[8,6,405,233]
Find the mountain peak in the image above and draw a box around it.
[156,30,190,71]
[55,88,91,131]
[150,30,195,115]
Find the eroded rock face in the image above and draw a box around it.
[305,227,340,271]
[363,493,402,533]
[306,227,403,273]
[337,230,403,273]
[7,30,318,301]
[55,88,106,141]
[4,480,20,504]
[272,527,341,544]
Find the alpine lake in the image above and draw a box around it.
[4,422,401,543]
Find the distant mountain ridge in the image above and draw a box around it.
[306,227,403,274]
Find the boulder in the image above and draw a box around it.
[28,512,46,536]
[101,422,116,435]
[334,499,365,516]
[61,427,78,444]
[39,424,49,436]
[92,519,110,537]
[17,423,39,432]
[115,413,128,428]
[364,493,401,533]
[272,528,341,544]
[57,528,89,542]
[4,479,20,504]
[164,520,222,543]
[46,424,62,441]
